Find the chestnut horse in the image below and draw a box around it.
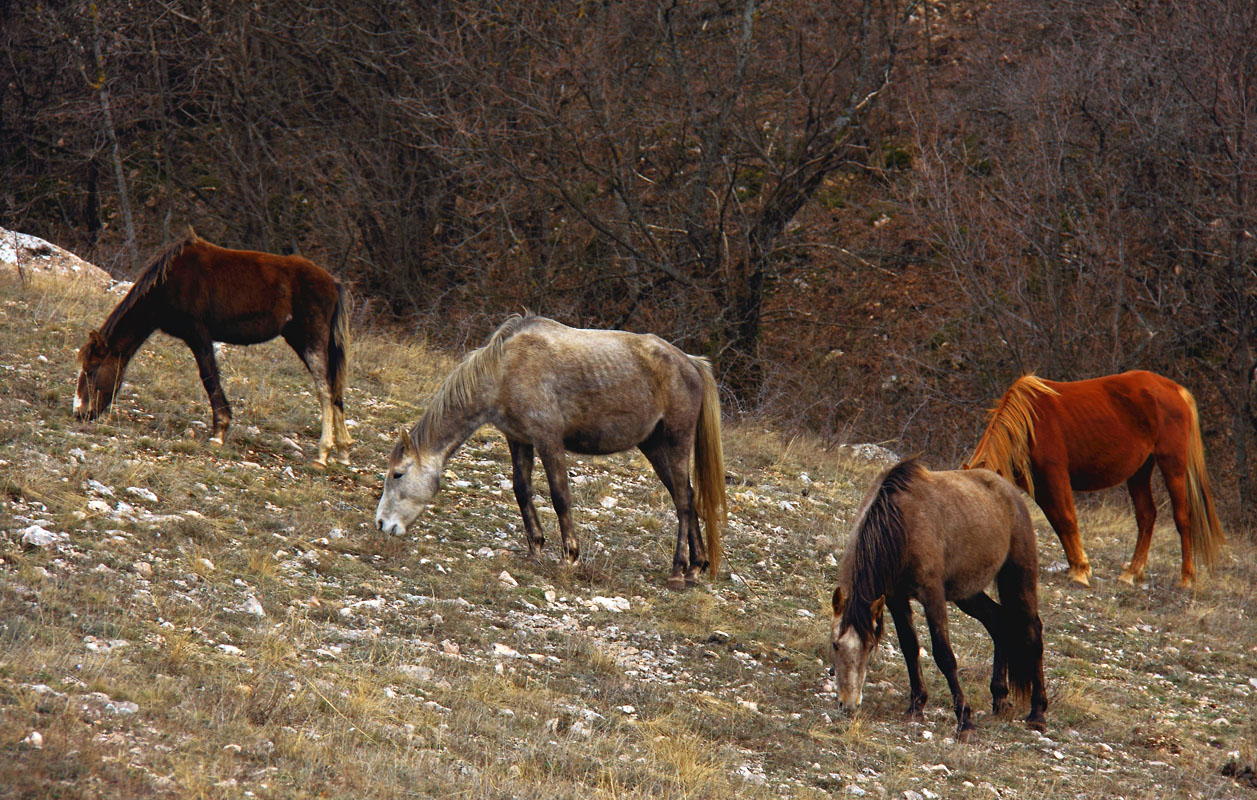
[830,458,1047,743]
[375,314,727,589]
[74,230,352,467]
[966,371,1223,588]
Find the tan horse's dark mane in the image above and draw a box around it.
[410,313,536,447]
[100,228,199,341]
[967,374,1059,498]
[842,457,926,643]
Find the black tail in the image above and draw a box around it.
[996,565,1045,706]
[327,283,350,406]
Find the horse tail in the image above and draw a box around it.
[689,355,727,578]
[328,282,351,404]
[997,502,1045,707]
[1178,386,1225,569]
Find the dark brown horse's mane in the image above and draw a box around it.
[100,229,199,340]
[842,457,926,642]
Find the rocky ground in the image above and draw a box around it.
[1,268,1254,799]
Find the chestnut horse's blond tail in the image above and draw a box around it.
[1179,387,1224,569]
[690,356,727,578]
[328,283,350,402]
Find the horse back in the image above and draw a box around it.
[495,321,702,451]
[899,468,1034,601]
[163,240,338,343]
[1037,370,1190,488]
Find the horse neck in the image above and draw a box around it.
[419,375,499,462]
[101,299,157,365]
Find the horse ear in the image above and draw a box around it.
[869,595,885,620]
[832,586,845,615]
[398,428,416,456]
[961,461,971,470]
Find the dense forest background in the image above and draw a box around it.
[2,0,1255,523]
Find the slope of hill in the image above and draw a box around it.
[1,272,1254,799]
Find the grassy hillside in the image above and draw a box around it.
[1,273,1254,799]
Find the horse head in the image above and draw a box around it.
[74,329,125,420]
[830,586,885,711]
[375,428,442,535]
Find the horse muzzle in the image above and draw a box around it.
[375,515,406,536]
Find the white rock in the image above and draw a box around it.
[68,448,87,463]
[126,486,158,503]
[244,596,266,617]
[401,665,435,681]
[223,744,242,754]
[328,527,344,540]
[198,557,215,572]
[846,787,867,797]
[498,570,518,587]
[598,495,618,509]
[20,525,63,548]
[589,596,630,613]
[904,792,925,800]
[796,608,815,618]
[87,499,111,514]
[22,731,43,748]
[617,705,636,715]
[737,699,760,713]
[217,644,244,656]
[492,643,522,659]
[106,700,139,715]
[569,720,593,738]
[441,639,460,655]
[86,479,115,497]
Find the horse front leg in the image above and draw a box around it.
[1035,468,1092,587]
[921,593,976,743]
[537,445,579,563]
[954,592,1009,715]
[190,339,231,446]
[509,440,546,558]
[889,596,927,720]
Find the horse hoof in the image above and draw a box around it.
[666,576,688,591]
[957,727,979,745]
[1025,716,1047,733]
[209,436,224,447]
[902,708,925,722]
[1067,571,1091,588]
[685,575,701,588]
[992,699,1010,716]
[311,459,328,471]
[1117,571,1137,586]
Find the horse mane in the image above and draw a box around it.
[841,457,926,643]
[967,374,1059,498]
[413,313,537,445]
[100,228,199,340]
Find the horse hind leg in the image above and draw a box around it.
[1156,451,1196,588]
[301,350,337,468]
[1119,458,1157,585]
[537,445,579,564]
[640,435,701,590]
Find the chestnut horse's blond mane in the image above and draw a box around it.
[412,314,533,446]
[967,375,1059,498]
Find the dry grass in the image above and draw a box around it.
[2,272,1256,798]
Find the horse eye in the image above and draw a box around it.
[392,471,404,481]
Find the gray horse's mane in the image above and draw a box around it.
[413,313,536,445]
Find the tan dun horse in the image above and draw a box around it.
[966,371,1223,588]
[375,314,727,589]
[74,230,352,467]
[830,458,1047,743]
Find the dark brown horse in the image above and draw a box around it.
[966,371,1223,588]
[830,458,1047,743]
[74,230,352,467]
[375,314,727,589]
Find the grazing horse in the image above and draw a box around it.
[375,314,727,589]
[74,230,352,467]
[966,371,1223,588]
[830,458,1047,743]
